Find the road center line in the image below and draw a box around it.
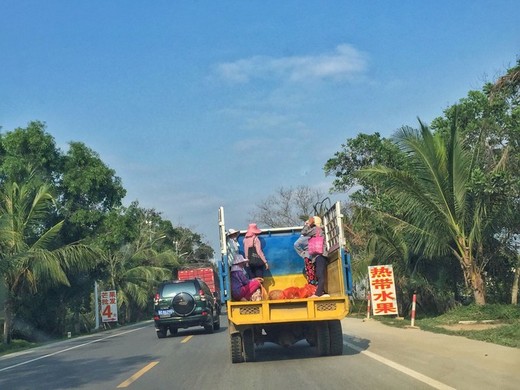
[344,341,456,390]
[117,361,159,388]
[181,335,193,343]
[0,326,147,373]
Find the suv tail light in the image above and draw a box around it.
[154,293,160,305]
[199,289,206,301]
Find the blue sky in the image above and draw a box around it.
[1,1,518,255]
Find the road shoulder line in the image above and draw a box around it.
[344,340,456,390]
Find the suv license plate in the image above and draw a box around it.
[158,309,173,316]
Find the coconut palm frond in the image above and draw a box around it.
[53,244,99,272]
[27,250,70,289]
[31,221,63,250]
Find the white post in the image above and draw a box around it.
[411,293,417,327]
[94,281,100,330]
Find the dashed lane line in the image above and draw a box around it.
[117,361,159,388]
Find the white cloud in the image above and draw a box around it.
[216,44,368,83]
[233,137,266,152]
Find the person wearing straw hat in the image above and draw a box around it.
[226,228,240,267]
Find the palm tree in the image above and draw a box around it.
[357,119,494,305]
[98,221,177,323]
[0,180,96,344]
[100,249,175,323]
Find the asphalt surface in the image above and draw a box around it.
[0,316,518,389]
[342,317,520,390]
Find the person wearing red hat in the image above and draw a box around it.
[243,223,269,278]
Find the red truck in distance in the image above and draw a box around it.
[177,267,221,315]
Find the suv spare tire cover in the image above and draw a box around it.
[172,292,196,316]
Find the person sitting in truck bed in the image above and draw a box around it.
[230,254,263,301]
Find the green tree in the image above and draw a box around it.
[357,119,497,305]
[59,141,126,242]
[431,61,520,304]
[171,226,213,266]
[324,132,409,208]
[324,133,419,301]
[0,123,128,336]
[96,206,176,323]
[0,121,61,185]
[0,179,96,344]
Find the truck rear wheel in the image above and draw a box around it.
[316,321,330,356]
[328,320,343,356]
[243,329,256,362]
[230,333,244,363]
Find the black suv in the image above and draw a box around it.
[153,279,221,338]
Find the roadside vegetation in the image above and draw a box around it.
[0,338,38,356]
[321,61,520,313]
[0,122,215,351]
[366,304,520,349]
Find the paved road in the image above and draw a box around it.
[342,317,520,390]
[0,316,518,389]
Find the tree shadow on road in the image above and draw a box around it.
[0,353,156,390]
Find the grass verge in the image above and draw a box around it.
[0,339,39,356]
[374,304,520,349]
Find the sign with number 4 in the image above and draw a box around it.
[100,290,118,322]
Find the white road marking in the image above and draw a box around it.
[344,341,456,390]
[0,326,147,373]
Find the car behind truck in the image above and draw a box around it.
[218,201,353,363]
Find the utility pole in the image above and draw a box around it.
[94,281,100,330]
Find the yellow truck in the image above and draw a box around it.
[218,202,353,363]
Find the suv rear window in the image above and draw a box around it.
[161,282,197,297]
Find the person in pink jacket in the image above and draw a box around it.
[243,223,269,278]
